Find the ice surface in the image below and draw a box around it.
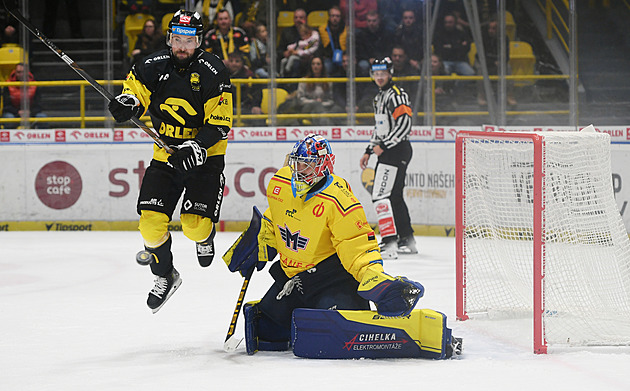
[1,232,629,390]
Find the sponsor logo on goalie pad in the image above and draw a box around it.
[291,308,451,359]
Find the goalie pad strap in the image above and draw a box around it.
[291,308,452,360]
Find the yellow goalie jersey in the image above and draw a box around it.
[263,166,384,281]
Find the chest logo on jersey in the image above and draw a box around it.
[278,224,309,252]
[190,72,200,91]
[312,202,325,218]
[159,97,197,124]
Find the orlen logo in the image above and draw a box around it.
[276,128,286,140]
[626,128,630,140]
[0,131,9,142]
[55,130,66,142]
[35,161,82,209]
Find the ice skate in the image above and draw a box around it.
[397,235,418,254]
[380,239,398,260]
[147,268,181,313]
[196,224,216,267]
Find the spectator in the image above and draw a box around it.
[0,10,19,46]
[393,9,423,70]
[433,13,475,76]
[279,24,320,78]
[194,0,234,30]
[319,6,348,76]
[390,45,420,105]
[2,63,47,128]
[203,9,250,64]
[428,53,451,95]
[296,56,339,125]
[131,19,167,66]
[330,52,374,116]
[238,0,268,38]
[339,0,377,30]
[355,10,392,76]
[225,51,262,117]
[249,23,269,78]
[277,8,306,72]
[476,16,516,105]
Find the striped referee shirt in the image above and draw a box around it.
[367,81,412,152]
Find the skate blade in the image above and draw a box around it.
[150,278,182,314]
[224,335,243,352]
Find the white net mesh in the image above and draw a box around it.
[461,131,630,347]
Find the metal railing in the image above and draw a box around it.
[0,74,570,129]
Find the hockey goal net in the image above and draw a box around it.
[455,130,630,353]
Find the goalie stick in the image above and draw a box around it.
[1,0,173,154]
[224,267,254,352]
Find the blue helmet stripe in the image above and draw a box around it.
[172,26,196,36]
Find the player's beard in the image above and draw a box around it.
[172,48,195,68]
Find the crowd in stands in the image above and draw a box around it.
[0,0,522,127]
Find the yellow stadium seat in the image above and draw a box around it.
[468,41,536,87]
[277,11,294,28]
[0,45,26,81]
[125,13,154,58]
[509,41,536,86]
[261,88,289,114]
[307,10,328,27]
[505,11,516,41]
[161,12,174,35]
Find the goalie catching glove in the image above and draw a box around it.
[108,94,144,123]
[358,268,424,317]
[223,206,277,277]
[167,140,207,171]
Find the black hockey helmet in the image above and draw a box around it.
[370,57,393,75]
[167,10,203,48]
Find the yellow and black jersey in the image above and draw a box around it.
[262,166,384,281]
[122,49,233,162]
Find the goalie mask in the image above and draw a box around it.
[288,135,335,197]
[167,10,203,49]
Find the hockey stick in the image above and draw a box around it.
[1,0,173,154]
[224,267,254,352]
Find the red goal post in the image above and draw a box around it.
[455,130,630,354]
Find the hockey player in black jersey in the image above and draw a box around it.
[359,57,417,260]
[108,10,233,313]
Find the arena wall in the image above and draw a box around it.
[1,125,630,236]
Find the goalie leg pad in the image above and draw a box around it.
[291,308,453,359]
[244,301,290,355]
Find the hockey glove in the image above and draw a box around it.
[108,94,143,123]
[223,206,277,277]
[357,268,424,317]
[167,140,207,171]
